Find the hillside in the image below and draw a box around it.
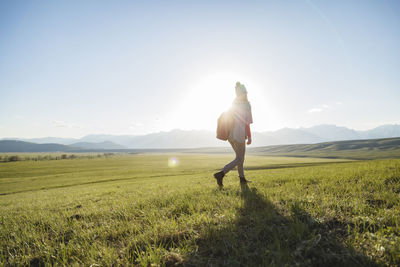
[0,140,72,153]
[1,137,400,160]
[249,137,400,159]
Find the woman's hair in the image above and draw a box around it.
[234,82,249,103]
[235,94,249,103]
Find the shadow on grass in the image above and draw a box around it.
[185,184,379,267]
[244,161,354,171]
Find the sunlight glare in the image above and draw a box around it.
[172,72,267,131]
[168,157,179,167]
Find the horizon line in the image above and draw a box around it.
[1,123,399,140]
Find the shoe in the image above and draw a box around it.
[240,176,251,184]
[214,171,225,186]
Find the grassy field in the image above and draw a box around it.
[0,154,399,266]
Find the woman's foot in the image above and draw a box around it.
[214,171,225,186]
[239,176,251,184]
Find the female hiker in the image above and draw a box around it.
[214,82,253,186]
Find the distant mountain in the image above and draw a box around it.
[302,124,360,141]
[360,125,400,139]
[70,141,126,150]
[2,124,400,149]
[0,140,72,152]
[78,130,222,149]
[254,128,323,146]
[1,137,78,145]
[84,124,399,148]
[71,128,324,148]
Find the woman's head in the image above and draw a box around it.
[235,82,247,96]
[235,82,248,102]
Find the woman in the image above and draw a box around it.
[214,82,253,186]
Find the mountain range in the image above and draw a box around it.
[2,124,400,149]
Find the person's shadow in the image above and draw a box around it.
[185,184,379,266]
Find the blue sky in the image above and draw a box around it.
[0,0,399,138]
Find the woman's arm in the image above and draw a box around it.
[246,124,252,145]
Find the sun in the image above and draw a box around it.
[171,71,265,131]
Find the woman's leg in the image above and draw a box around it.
[213,140,238,186]
[236,142,246,178]
[222,139,244,175]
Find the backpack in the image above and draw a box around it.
[216,110,234,141]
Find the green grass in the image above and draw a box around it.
[0,154,399,266]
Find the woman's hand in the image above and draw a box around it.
[247,137,252,145]
[245,124,252,145]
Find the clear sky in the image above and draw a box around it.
[1,0,399,138]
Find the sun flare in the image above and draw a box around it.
[171,72,267,131]
[168,157,179,167]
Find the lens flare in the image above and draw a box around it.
[168,157,179,167]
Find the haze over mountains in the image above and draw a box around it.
[2,124,400,149]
